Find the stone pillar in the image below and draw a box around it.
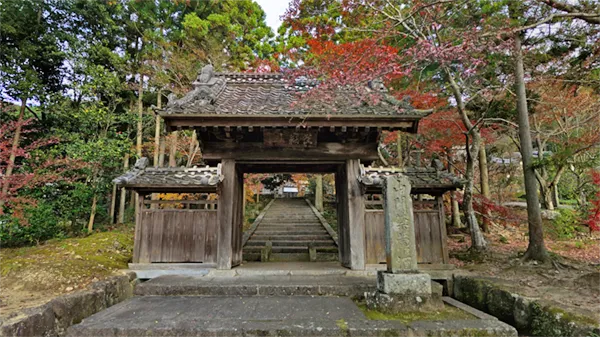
[383,174,417,273]
[366,174,442,313]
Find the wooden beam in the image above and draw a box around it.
[202,142,378,161]
[160,114,417,130]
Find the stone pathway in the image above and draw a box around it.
[67,294,517,336]
[243,198,338,261]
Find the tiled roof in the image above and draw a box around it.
[359,165,463,193]
[114,158,222,190]
[161,65,425,117]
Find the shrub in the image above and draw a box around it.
[547,208,584,240]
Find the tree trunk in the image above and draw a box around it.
[87,193,98,232]
[514,34,549,262]
[464,135,487,250]
[169,131,178,167]
[315,174,324,212]
[448,158,463,228]
[110,183,117,224]
[186,130,197,167]
[136,76,144,157]
[159,137,166,167]
[153,90,162,167]
[479,143,491,231]
[118,152,130,224]
[152,91,162,207]
[0,98,26,209]
[445,68,486,250]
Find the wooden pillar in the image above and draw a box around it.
[133,191,144,263]
[346,159,365,270]
[217,159,236,269]
[315,174,323,212]
[437,195,450,264]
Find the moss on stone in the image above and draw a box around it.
[357,303,474,324]
[1,226,134,291]
[336,318,348,329]
[530,303,600,337]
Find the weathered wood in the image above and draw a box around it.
[231,168,244,266]
[263,129,318,148]
[161,114,417,131]
[364,206,448,264]
[202,142,378,161]
[365,210,386,264]
[217,159,236,269]
[437,196,449,264]
[346,159,365,270]
[336,164,350,267]
[136,209,218,263]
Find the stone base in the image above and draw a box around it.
[365,291,443,313]
[366,271,443,313]
[377,270,432,294]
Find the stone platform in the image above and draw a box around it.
[135,274,376,298]
[67,296,517,337]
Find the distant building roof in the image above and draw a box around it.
[160,65,431,118]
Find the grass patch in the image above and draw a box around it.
[357,303,475,324]
[1,225,134,291]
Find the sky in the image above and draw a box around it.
[255,0,292,34]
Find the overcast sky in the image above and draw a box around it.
[255,0,291,34]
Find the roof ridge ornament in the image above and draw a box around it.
[166,64,226,112]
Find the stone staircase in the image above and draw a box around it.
[243,198,338,262]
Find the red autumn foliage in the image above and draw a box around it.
[0,118,87,221]
[585,170,600,232]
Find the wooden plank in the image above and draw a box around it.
[202,142,378,161]
[160,114,417,130]
[336,165,350,266]
[133,194,145,263]
[364,210,385,264]
[217,159,236,269]
[438,196,450,264]
[346,159,365,270]
[263,129,318,148]
[205,211,218,263]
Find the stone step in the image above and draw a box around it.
[243,246,338,254]
[251,235,333,241]
[255,225,325,230]
[245,240,335,247]
[253,230,328,236]
[243,252,340,262]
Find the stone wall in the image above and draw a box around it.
[1,272,137,337]
[453,275,599,337]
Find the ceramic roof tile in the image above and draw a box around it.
[359,165,463,192]
[161,65,425,117]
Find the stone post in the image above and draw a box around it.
[365,174,442,313]
[383,174,417,273]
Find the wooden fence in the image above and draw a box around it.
[134,207,218,263]
[364,198,449,265]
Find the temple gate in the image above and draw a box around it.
[115,66,462,271]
